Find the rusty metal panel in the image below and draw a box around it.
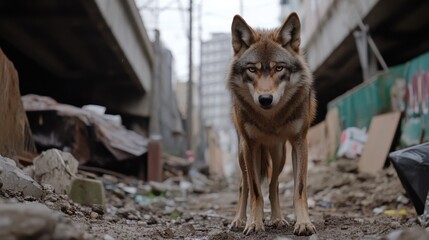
[0,49,36,159]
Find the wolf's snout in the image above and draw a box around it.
[258,94,273,108]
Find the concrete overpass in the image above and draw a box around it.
[0,0,154,117]
[304,0,429,121]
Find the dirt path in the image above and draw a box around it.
[78,160,420,239]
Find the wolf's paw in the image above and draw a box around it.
[270,218,290,228]
[229,217,246,230]
[243,220,265,235]
[293,221,316,236]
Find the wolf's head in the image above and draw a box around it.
[228,13,312,112]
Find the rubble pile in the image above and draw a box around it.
[306,159,411,214]
[0,149,223,239]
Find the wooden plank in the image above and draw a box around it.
[325,108,341,160]
[307,121,328,163]
[358,112,402,174]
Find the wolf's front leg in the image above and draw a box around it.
[242,140,264,235]
[291,137,316,236]
[268,143,289,228]
[230,147,248,230]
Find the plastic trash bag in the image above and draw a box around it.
[389,142,429,221]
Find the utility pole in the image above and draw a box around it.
[186,0,193,150]
[197,1,205,162]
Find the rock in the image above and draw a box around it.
[42,184,55,194]
[208,229,238,240]
[146,215,159,225]
[308,197,316,209]
[382,227,429,240]
[103,234,116,240]
[52,221,85,240]
[60,200,76,215]
[91,204,105,215]
[179,223,196,236]
[69,177,106,208]
[116,207,142,221]
[396,195,410,204]
[90,211,99,219]
[102,174,119,184]
[163,228,175,238]
[309,235,319,240]
[33,149,79,194]
[149,181,171,194]
[389,221,401,229]
[0,202,84,240]
[0,156,43,199]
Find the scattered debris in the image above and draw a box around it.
[163,153,192,178]
[22,94,148,165]
[337,127,367,159]
[0,156,43,199]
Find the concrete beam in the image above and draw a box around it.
[92,0,154,93]
[304,0,380,72]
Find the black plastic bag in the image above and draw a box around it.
[389,142,429,215]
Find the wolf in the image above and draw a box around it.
[227,12,317,236]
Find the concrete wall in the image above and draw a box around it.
[158,46,186,155]
[304,0,379,71]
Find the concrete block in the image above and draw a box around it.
[0,156,43,199]
[33,149,79,194]
[69,177,106,208]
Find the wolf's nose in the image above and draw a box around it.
[258,94,273,107]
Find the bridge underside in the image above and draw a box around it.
[0,0,152,116]
[313,0,429,122]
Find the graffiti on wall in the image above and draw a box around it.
[401,71,429,146]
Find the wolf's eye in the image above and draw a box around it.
[275,66,284,72]
[247,67,256,73]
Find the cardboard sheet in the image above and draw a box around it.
[358,112,401,174]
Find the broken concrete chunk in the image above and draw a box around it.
[33,149,79,194]
[0,202,84,240]
[69,177,106,208]
[0,156,43,199]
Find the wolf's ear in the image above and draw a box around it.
[231,15,256,55]
[276,12,301,52]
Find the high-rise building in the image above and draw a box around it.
[200,33,233,131]
[200,33,237,177]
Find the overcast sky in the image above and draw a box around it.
[137,0,281,80]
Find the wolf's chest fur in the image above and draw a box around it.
[233,86,311,144]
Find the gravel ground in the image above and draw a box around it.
[1,159,428,239]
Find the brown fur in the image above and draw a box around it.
[227,13,317,236]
